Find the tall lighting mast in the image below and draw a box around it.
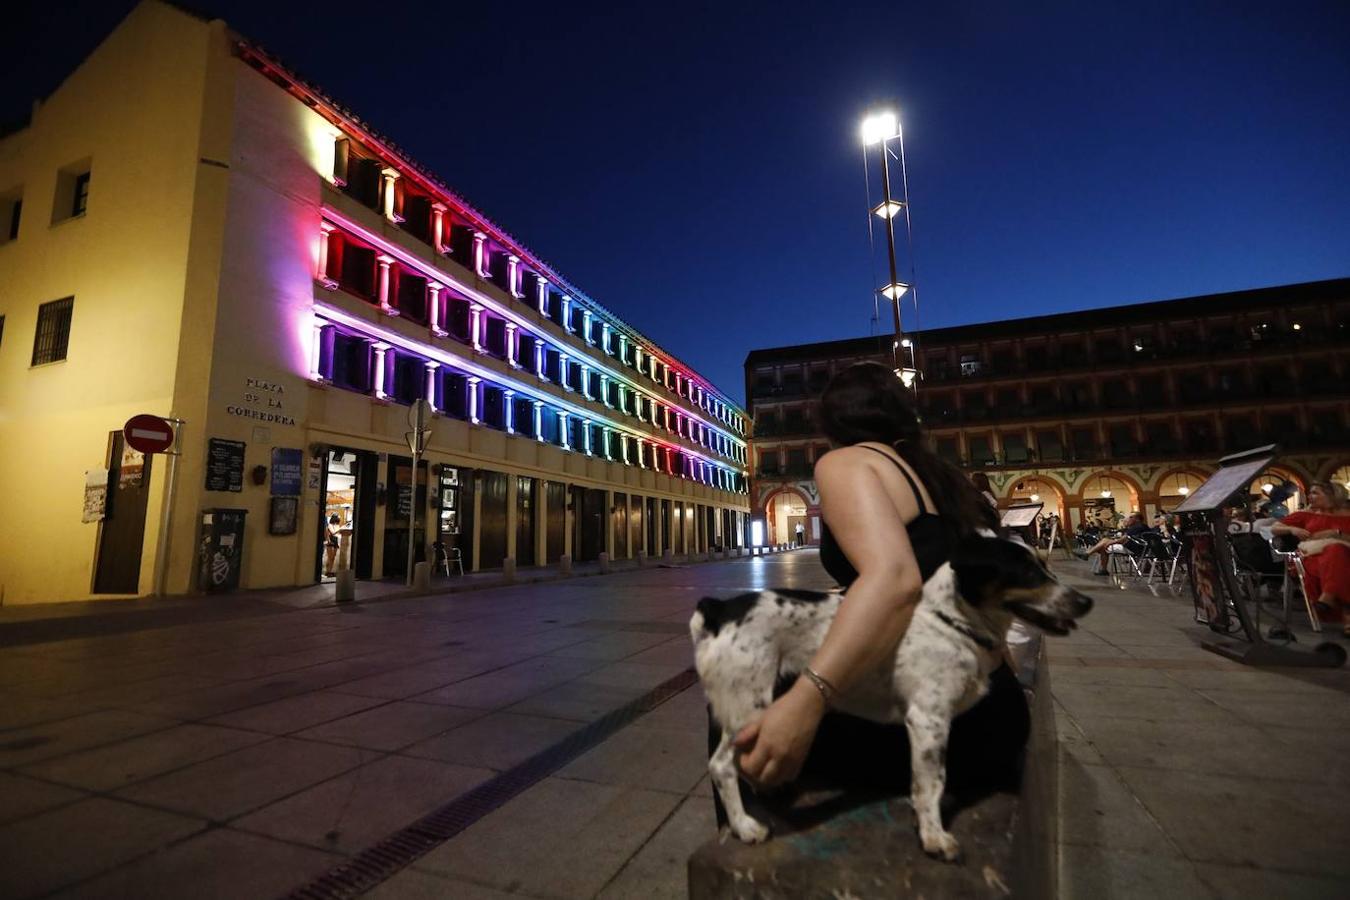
[861,110,919,390]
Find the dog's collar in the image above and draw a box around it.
[933,609,1002,651]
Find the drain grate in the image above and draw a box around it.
[282,666,700,899]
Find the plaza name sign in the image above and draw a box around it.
[225,376,296,427]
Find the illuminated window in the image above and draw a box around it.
[31,297,73,366]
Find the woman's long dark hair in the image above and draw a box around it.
[817,362,999,538]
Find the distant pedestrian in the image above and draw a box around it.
[324,514,341,576]
[794,522,805,547]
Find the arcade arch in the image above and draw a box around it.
[764,487,812,546]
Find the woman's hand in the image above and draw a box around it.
[733,680,827,787]
[1285,527,1313,540]
[1312,529,1346,540]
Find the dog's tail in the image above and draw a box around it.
[689,597,720,643]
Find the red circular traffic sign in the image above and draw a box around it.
[124,414,176,454]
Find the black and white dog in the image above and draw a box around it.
[690,534,1092,861]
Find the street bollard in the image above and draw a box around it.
[598,551,610,574]
[707,549,715,562]
[412,561,430,592]
[637,550,647,568]
[503,557,516,582]
[335,569,356,603]
[559,553,572,576]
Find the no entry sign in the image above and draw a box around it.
[124,414,176,454]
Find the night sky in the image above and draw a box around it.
[6,1,1349,404]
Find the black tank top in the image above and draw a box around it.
[818,445,953,588]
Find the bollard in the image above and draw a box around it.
[559,553,572,576]
[637,550,648,568]
[734,548,742,558]
[598,551,610,574]
[707,549,715,562]
[662,549,674,563]
[412,561,430,592]
[335,569,356,603]
[503,557,516,582]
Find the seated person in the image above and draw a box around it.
[1080,512,1152,574]
[1270,481,1350,635]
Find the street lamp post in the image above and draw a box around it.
[861,111,917,389]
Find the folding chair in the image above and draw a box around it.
[1268,535,1321,633]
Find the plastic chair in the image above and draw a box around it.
[433,542,464,577]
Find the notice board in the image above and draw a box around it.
[205,438,245,492]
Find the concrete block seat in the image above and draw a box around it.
[687,631,1055,899]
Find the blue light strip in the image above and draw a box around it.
[314,300,746,490]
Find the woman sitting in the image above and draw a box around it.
[1270,481,1350,635]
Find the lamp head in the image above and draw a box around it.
[861,111,899,146]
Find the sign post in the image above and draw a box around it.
[124,413,185,598]
[405,400,433,586]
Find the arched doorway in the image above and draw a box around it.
[1007,475,1065,519]
[1081,472,1141,528]
[1156,469,1209,515]
[1249,466,1306,513]
[764,488,810,547]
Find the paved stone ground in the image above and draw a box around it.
[1051,560,1350,899]
[2,550,1347,898]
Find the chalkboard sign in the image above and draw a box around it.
[270,447,303,496]
[205,438,246,492]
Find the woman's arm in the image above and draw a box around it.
[736,449,923,787]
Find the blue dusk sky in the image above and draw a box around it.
[5,1,1348,404]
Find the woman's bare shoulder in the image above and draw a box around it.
[814,445,875,477]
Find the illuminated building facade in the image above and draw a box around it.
[0,1,748,605]
[747,279,1350,545]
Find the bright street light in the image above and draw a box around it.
[879,281,911,301]
[872,199,906,219]
[861,111,899,146]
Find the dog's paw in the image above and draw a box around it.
[730,816,770,844]
[921,830,962,863]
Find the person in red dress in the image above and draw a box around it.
[1271,481,1350,635]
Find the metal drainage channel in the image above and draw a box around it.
[283,666,700,900]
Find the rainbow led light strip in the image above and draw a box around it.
[312,300,744,492]
[320,208,748,469]
[234,43,747,443]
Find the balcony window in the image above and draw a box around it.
[959,354,983,377]
[395,270,428,323]
[1070,428,1097,460]
[1001,433,1029,463]
[344,157,381,210]
[968,436,994,466]
[339,242,377,301]
[1035,429,1064,461]
[1108,424,1138,457]
[935,437,960,465]
[484,317,508,359]
[1145,421,1178,454]
[391,352,425,405]
[445,297,472,342]
[331,332,371,392]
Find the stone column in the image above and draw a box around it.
[376,254,396,315]
[371,342,390,400]
[637,437,647,469]
[427,281,446,336]
[317,221,339,288]
[581,364,593,400]
[533,401,545,442]
[558,411,571,450]
[602,322,613,355]
[535,340,548,381]
[424,361,440,411]
[505,322,521,368]
[473,231,490,279]
[380,167,402,222]
[536,276,550,316]
[507,254,524,298]
[469,303,484,352]
[503,389,516,434]
[582,420,593,456]
[582,309,593,343]
[431,202,449,253]
[559,352,572,391]
[603,426,614,461]
[561,295,573,332]
[601,375,612,407]
[467,376,482,424]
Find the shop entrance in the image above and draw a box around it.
[93,431,153,594]
[317,447,376,581]
[383,455,429,578]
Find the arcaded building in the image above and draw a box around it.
[746,279,1350,545]
[0,1,749,605]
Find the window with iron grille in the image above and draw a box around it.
[0,314,5,351]
[31,297,73,365]
[72,172,91,217]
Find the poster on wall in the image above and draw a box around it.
[270,447,303,496]
[205,438,246,492]
[269,496,299,535]
[119,445,145,487]
[82,469,109,522]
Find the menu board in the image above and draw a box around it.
[205,438,246,492]
[1000,503,1043,528]
[1173,454,1274,514]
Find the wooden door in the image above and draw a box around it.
[93,431,154,594]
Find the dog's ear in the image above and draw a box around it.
[950,534,1003,604]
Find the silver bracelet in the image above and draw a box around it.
[802,667,839,706]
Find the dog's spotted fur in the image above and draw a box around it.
[690,535,1092,861]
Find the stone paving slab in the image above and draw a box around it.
[0,797,204,899]
[0,770,87,826]
[400,711,586,771]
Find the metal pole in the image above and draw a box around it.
[878,138,904,370]
[153,418,185,597]
[407,446,420,586]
